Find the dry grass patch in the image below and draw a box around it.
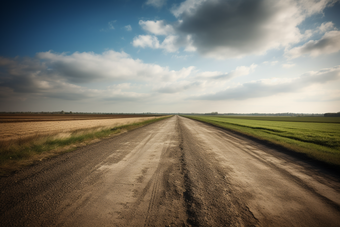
[0,117,157,141]
[0,116,171,176]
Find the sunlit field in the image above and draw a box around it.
[0,114,170,175]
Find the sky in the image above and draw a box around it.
[0,0,340,113]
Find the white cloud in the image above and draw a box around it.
[286,30,340,58]
[1,51,338,112]
[195,64,257,81]
[0,53,261,104]
[295,22,334,41]
[145,0,166,8]
[155,81,200,94]
[317,21,335,33]
[171,54,189,60]
[194,65,340,100]
[282,63,295,68]
[100,20,117,32]
[232,64,258,77]
[263,61,279,66]
[132,35,180,53]
[299,0,338,15]
[161,35,179,52]
[271,61,278,66]
[174,0,319,58]
[139,20,174,35]
[171,0,207,18]
[132,35,160,49]
[125,25,132,31]
[108,21,115,30]
[135,0,337,59]
[183,35,197,52]
[0,50,197,103]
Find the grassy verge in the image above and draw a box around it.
[183,115,340,169]
[0,116,171,176]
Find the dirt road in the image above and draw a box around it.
[1,116,340,226]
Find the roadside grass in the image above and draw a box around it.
[211,116,340,123]
[184,115,340,168]
[0,116,171,176]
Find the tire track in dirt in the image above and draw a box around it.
[140,116,188,227]
[53,116,187,227]
[178,116,259,226]
[143,154,167,226]
[0,117,188,226]
[202,127,340,213]
[179,116,340,227]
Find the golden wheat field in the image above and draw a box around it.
[0,114,158,141]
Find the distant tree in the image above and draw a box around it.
[324,112,340,117]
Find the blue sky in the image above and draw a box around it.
[0,0,340,113]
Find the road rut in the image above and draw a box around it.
[0,116,339,226]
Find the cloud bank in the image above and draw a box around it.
[134,0,338,59]
[286,30,340,58]
[0,50,194,102]
[0,50,338,110]
[194,66,340,100]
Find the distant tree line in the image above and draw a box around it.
[198,113,324,116]
[205,112,218,115]
[324,112,340,117]
[0,111,334,116]
[0,111,163,115]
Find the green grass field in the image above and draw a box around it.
[184,115,340,168]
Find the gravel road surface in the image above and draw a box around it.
[1,116,339,226]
